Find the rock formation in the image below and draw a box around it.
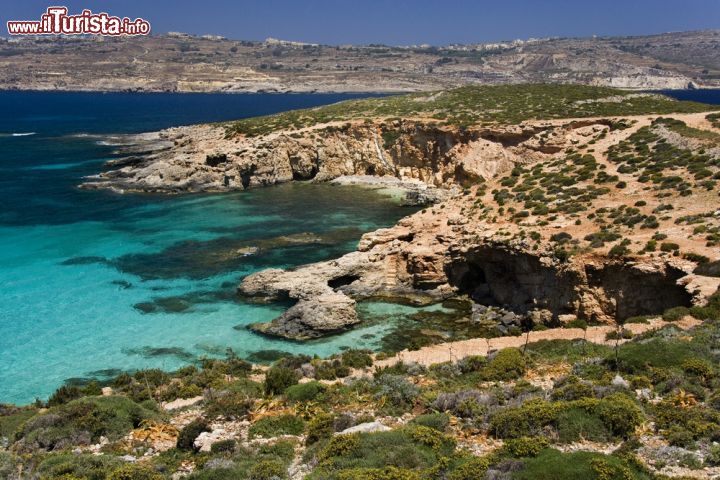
[81,95,720,340]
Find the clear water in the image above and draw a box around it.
[0,91,418,404]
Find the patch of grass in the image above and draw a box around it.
[249,414,305,439]
[512,449,652,480]
[526,339,612,364]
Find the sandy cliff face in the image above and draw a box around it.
[81,121,540,193]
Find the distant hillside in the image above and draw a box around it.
[1,30,719,93]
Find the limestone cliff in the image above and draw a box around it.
[82,96,720,340]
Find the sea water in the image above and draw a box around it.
[0,91,416,404]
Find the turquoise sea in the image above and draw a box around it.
[0,91,423,404]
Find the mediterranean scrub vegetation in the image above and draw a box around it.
[224,84,712,137]
[2,302,720,478]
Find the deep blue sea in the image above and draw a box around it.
[0,91,426,404]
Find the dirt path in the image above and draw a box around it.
[373,317,701,368]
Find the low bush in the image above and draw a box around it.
[489,394,642,440]
[249,414,305,439]
[204,390,254,419]
[482,348,526,381]
[306,413,335,444]
[309,427,456,479]
[499,436,550,458]
[108,463,164,480]
[447,456,490,480]
[410,412,450,432]
[209,438,236,454]
[372,374,419,410]
[341,349,374,369]
[264,366,299,396]
[285,381,326,403]
[36,453,123,480]
[662,306,690,321]
[556,407,611,443]
[249,459,287,480]
[16,396,160,452]
[513,449,652,480]
[177,418,210,451]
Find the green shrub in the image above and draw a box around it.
[410,413,450,432]
[489,398,560,438]
[594,393,643,438]
[210,438,236,454]
[36,453,123,480]
[249,414,304,439]
[681,358,714,380]
[249,459,287,480]
[341,349,374,369]
[306,413,335,444]
[513,449,652,480]
[706,444,720,466]
[264,366,299,396]
[662,306,690,321]
[551,376,594,401]
[16,396,160,452]
[614,337,700,373]
[108,464,164,480]
[666,425,696,448]
[0,453,17,480]
[336,466,421,480]
[499,436,550,457]
[226,378,263,397]
[407,424,456,451]
[457,355,487,373]
[285,381,326,403]
[310,427,455,479]
[204,391,254,419]
[258,439,297,460]
[447,456,490,480]
[660,242,680,252]
[482,348,526,381]
[556,407,611,444]
[47,385,83,406]
[177,418,209,451]
[372,374,419,410]
[316,360,351,380]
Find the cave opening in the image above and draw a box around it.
[328,274,361,290]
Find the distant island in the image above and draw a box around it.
[1,29,719,93]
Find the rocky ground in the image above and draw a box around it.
[2,30,720,93]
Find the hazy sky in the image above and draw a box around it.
[3,0,719,45]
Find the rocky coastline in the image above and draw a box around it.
[79,86,720,343]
